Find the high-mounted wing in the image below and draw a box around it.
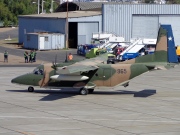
[56,64,99,75]
[50,50,107,81]
[50,64,98,81]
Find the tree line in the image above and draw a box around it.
[0,0,59,27]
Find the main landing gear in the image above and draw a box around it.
[79,88,94,95]
[28,86,34,92]
[27,86,94,95]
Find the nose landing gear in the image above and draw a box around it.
[28,86,34,92]
[79,88,94,95]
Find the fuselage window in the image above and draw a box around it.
[33,69,44,75]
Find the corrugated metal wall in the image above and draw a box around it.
[24,34,38,49]
[69,15,102,32]
[78,22,99,45]
[132,15,159,39]
[39,34,65,50]
[19,17,66,44]
[24,33,65,50]
[19,15,102,47]
[69,15,102,45]
[103,4,180,44]
[51,34,65,49]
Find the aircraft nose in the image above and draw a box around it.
[11,73,42,86]
[11,77,20,84]
[11,75,27,84]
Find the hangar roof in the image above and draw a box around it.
[55,2,126,12]
[18,11,101,19]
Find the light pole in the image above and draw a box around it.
[65,0,69,49]
[50,0,54,13]
[41,0,44,13]
[38,0,40,14]
[32,0,40,14]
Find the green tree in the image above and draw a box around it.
[0,0,60,27]
[3,18,9,27]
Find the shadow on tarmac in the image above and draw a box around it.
[6,89,156,101]
[92,89,156,97]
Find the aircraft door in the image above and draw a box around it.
[103,68,111,86]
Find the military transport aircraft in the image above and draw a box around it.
[11,25,178,95]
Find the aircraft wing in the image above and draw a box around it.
[56,64,99,75]
[55,52,109,75]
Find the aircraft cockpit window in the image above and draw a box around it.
[33,68,44,75]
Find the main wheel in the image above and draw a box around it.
[28,86,34,92]
[88,89,94,94]
[80,88,88,95]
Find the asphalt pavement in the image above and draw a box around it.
[0,66,180,135]
[0,27,84,65]
[0,27,18,40]
[0,45,84,64]
[0,27,180,135]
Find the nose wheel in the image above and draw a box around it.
[28,86,34,92]
[79,88,88,95]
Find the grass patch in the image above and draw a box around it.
[62,48,69,50]
[4,38,18,42]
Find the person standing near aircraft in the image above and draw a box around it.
[24,51,28,63]
[4,50,8,63]
[33,50,36,62]
[29,50,33,63]
[68,53,73,61]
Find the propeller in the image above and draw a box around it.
[51,54,57,70]
[64,51,68,63]
[40,70,46,88]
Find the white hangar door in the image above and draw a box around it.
[132,15,159,39]
[78,22,99,45]
[159,15,180,46]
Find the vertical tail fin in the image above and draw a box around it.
[161,25,177,63]
[121,24,178,64]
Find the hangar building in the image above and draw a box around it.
[102,4,180,45]
[18,3,180,49]
[19,11,102,49]
[19,2,105,49]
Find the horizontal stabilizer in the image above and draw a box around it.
[144,63,175,70]
[119,80,129,87]
[154,66,167,70]
[50,75,89,81]
[144,64,167,70]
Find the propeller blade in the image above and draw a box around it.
[40,70,46,88]
[55,54,57,65]
[51,54,58,70]
[65,51,68,62]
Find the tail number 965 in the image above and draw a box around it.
[117,69,127,74]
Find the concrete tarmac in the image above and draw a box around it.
[0,66,180,135]
[0,27,18,40]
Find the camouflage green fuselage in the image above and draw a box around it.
[12,62,150,89]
